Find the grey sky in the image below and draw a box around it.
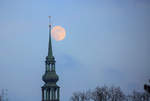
[0,0,150,101]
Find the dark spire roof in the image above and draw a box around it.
[48,16,53,58]
[42,71,59,84]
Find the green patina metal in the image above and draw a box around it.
[48,24,53,58]
[41,19,60,101]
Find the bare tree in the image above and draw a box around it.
[91,86,110,101]
[109,86,125,101]
[70,85,150,101]
[70,92,80,101]
[130,90,150,101]
[70,91,90,101]
[142,92,150,101]
[80,91,91,101]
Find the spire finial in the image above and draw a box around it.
[48,16,53,57]
[48,16,51,27]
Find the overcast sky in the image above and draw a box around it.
[0,0,150,101]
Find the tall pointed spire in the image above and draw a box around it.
[42,17,60,101]
[48,16,53,58]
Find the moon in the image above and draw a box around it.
[51,26,66,41]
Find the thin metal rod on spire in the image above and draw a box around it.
[48,16,51,26]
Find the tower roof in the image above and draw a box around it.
[47,16,53,58]
[42,71,59,83]
[42,16,59,84]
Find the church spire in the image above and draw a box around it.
[48,16,53,58]
[42,17,60,101]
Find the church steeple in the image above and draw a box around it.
[42,17,60,101]
[45,16,56,72]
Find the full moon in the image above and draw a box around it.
[51,26,66,41]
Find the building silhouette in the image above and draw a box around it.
[41,17,60,101]
[144,80,150,94]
